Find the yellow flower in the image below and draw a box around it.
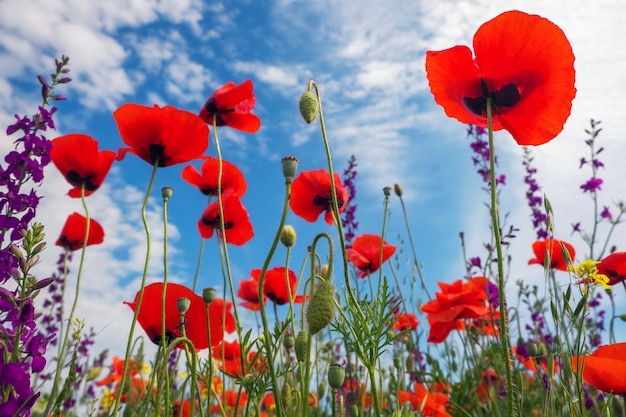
[568,259,612,290]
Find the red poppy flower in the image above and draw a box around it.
[255,267,305,306]
[346,234,396,278]
[393,313,419,332]
[528,239,575,271]
[124,282,235,351]
[290,169,349,225]
[421,277,490,343]
[50,134,116,198]
[397,382,451,417]
[197,191,254,245]
[172,400,192,417]
[572,342,626,394]
[182,157,247,197]
[199,80,261,133]
[211,340,263,377]
[597,252,626,285]
[96,357,148,403]
[237,273,265,311]
[114,104,209,167]
[425,10,576,146]
[55,213,105,251]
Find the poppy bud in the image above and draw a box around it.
[281,379,293,409]
[317,381,326,399]
[394,183,403,197]
[619,313,626,322]
[203,287,216,304]
[280,225,297,247]
[299,90,319,124]
[383,186,392,197]
[281,155,299,182]
[328,364,345,389]
[405,355,414,372]
[176,297,191,314]
[162,186,174,201]
[526,342,540,357]
[283,335,295,350]
[306,280,335,335]
[348,404,359,417]
[295,330,308,362]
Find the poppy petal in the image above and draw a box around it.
[473,11,576,145]
[219,113,261,134]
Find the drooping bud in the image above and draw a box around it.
[328,364,345,389]
[299,90,319,124]
[306,280,335,335]
[280,225,297,247]
[394,183,403,197]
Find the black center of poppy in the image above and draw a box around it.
[151,329,178,346]
[149,144,167,167]
[313,194,345,209]
[463,79,520,116]
[66,170,99,191]
[201,216,234,229]
[203,98,229,126]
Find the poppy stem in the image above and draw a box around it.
[311,81,364,321]
[486,98,516,415]
[45,184,90,415]
[111,160,159,416]
[159,188,172,414]
[211,115,247,370]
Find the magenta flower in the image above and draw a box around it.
[580,178,603,193]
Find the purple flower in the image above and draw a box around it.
[341,155,359,247]
[600,205,612,221]
[580,177,603,193]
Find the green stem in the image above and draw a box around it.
[45,185,90,416]
[157,189,172,416]
[311,81,364,320]
[110,161,159,416]
[486,99,515,416]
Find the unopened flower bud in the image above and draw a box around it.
[281,155,299,182]
[162,186,174,201]
[299,90,319,124]
[394,183,403,197]
[295,330,308,362]
[283,335,295,350]
[280,225,296,247]
[307,280,335,335]
[328,364,346,389]
[203,287,216,304]
[176,297,191,314]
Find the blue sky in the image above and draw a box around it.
[2,0,626,356]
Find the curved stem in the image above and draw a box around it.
[111,161,159,416]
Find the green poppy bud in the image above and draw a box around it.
[299,90,319,124]
[280,225,297,247]
[394,183,403,197]
[307,280,335,335]
[281,155,299,182]
[295,330,308,362]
